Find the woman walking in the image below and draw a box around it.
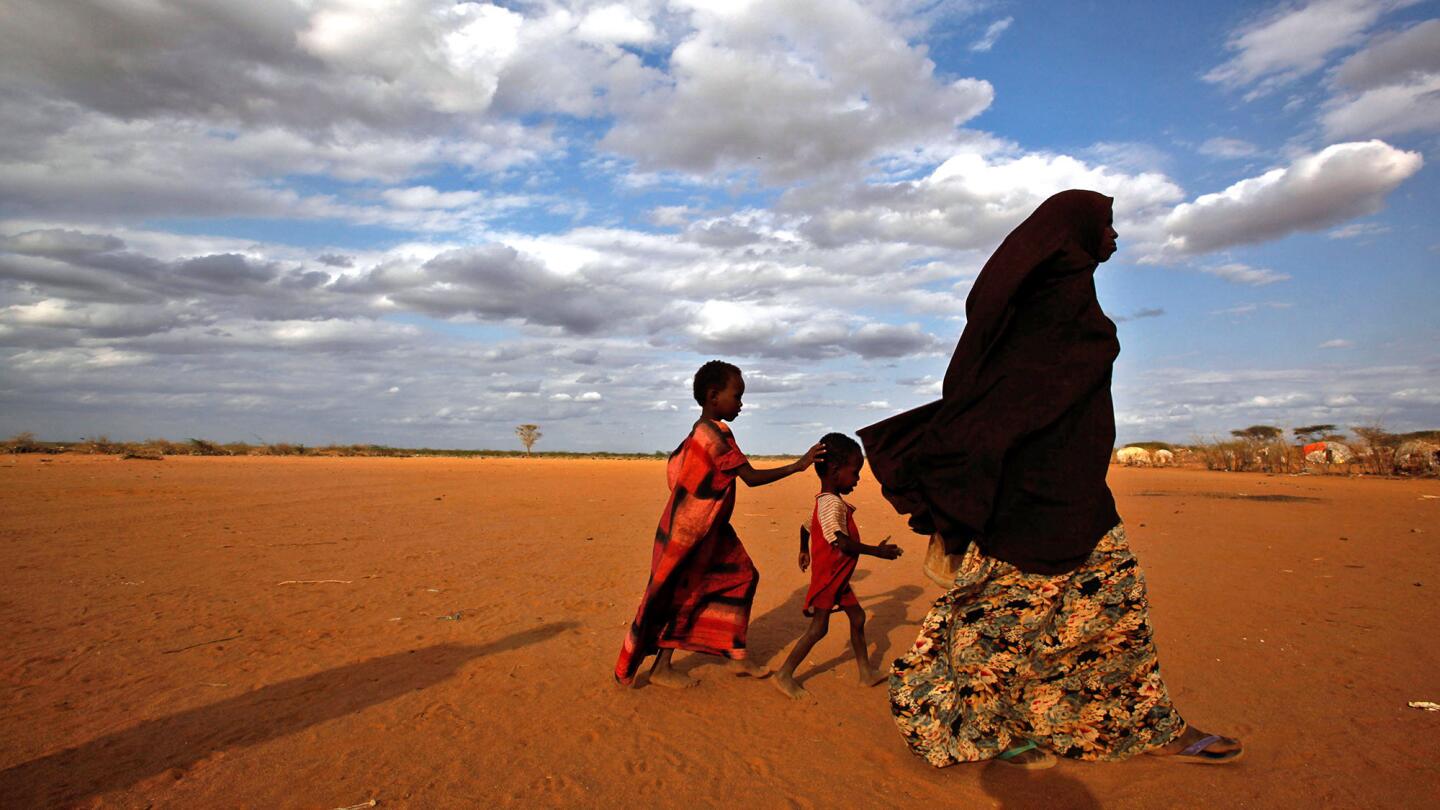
[859,190,1242,769]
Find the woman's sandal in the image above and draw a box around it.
[996,740,1058,770]
[1153,734,1244,765]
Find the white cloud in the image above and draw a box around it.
[380,186,487,210]
[576,4,659,46]
[600,0,994,182]
[1161,140,1422,255]
[970,17,1013,52]
[1198,137,1261,158]
[1327,221,1391,238]
[1201,263,1291,286]
[1203,0,1406,97]
[791,146,1184,250]
[1320,338,1354,348]
[1331,18,1440,89]
[1321,73,1440,138]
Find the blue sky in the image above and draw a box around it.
[0,0,1436,453]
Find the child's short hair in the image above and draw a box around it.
[814,432,862,476]
[693,360,741,405]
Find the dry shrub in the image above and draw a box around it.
[121,447,164,461]
[74,435,121,454]
[1352,425,1401,476]
[4,431,44,453]
[186,438,230,456]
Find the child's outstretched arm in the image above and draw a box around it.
[834,532,903,560]
[735,442,825,487]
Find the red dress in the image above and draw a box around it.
[804,495,862,615]
[614,419,759,684]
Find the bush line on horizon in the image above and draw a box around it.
[0,432,804,461]
[4,426,1437,476]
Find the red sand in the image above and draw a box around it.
[1,455,1437,808]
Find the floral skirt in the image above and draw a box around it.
[889,524,1184,766]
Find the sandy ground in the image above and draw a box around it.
[1,454,1437,809]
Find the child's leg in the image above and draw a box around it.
[772,611,831,699]
[648,647,697,689]
[842,605,886,686]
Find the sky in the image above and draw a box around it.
[0,0,1436,454]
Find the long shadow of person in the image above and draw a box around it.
[0,622,576,808]
[666,571,869,679]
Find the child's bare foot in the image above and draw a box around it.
[648,667,698,689]
[857,666,888,687]
[730,658,770,678]
[772,672,808,699]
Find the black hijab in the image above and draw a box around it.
[858,190,1121,575]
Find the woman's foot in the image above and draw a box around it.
[1148,726,1243,763]
[772,671,808,699]
[995,741,1056,770]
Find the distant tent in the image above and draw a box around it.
[1115,446,1152,466]
[1153,449,1175,466]
[1396,440,1440,473]
[1304,441,1355,465]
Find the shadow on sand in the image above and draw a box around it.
[670,569,925,683]
[0,622,576,807]
[978,759,1100,809]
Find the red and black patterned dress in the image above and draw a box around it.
[615,418,759,684]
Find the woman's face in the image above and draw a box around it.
[1097,223,1119,262]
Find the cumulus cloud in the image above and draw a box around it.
[1203,0,1406,97]
[600,0,994,182]
[1319,338,1354,348]
[1321,19,1440,140]
[1331,18,1440,88]
[790,147,1184,250]
[1322,73,1440,139]
[1161,140,1422,255]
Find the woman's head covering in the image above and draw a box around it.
[859,189,1122,575]
[944,189,1114,399]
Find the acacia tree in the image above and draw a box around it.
[1293,424,1338,444]
[515,424,541,456]
[1229,425,1283,441]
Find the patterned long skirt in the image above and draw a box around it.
[889,524,1185,766]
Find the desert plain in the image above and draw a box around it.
[1,454,1437,809]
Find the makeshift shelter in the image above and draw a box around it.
[1304,441,1355,465]
[1115,446,1152,466]
[1396,440,1439,474]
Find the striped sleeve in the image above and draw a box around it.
[816,494,848,546]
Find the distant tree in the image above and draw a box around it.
[1293,424,1337,443]
[516,424,541,456]
[1229,425,1283,441]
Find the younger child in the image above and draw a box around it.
[773,432,903,699]
[615,360,825,688]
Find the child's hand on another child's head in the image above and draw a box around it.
[798,442,826,469]
[877,536,903,560]
[798,551,810,571]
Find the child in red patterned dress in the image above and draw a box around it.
[615,360,825,689]
[773,432,903,699]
